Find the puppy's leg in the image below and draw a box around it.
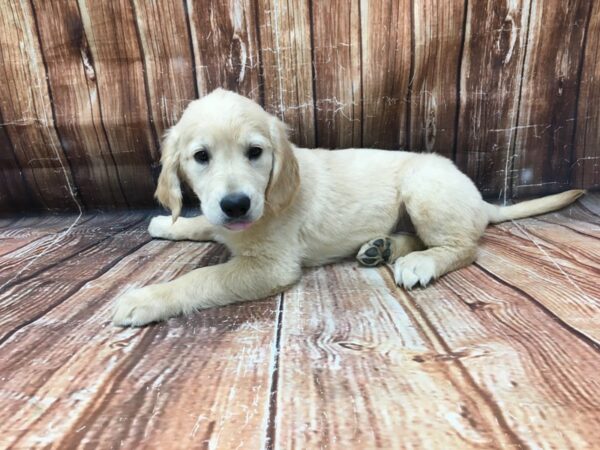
[393,244,477,289]
[391,154,488,289]
[148,215,216,241]
[393,200,483,289]
[356,234,424,267]
[112,256,301,327]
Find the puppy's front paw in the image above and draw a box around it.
[356,237,392,267]
[148,215,173,239]
[112,286,173,327]
[394,254,436,290]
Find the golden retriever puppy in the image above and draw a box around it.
[112,89,584,326]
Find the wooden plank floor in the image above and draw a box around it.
[0,195,599,449]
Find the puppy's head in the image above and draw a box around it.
[155,89,299,231]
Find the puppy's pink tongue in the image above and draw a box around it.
[225,221,253,231]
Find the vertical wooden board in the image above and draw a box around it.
[572,1,600,190]
[406,267,600,448]
[0,181,15,216]
[0,241,277,450]
[274,264,519,449]
[258,0,315,147]
[0,123,32,214]
[409,0,465,157]
[360,0,412,149]
[455,0,531,199]
[31,0,129,209]
[77,0,158,206]
[0,0,80,210]
[312,0,361,148]
[132,1,197,136]
[512,0,591,198]
[187,0,261,100]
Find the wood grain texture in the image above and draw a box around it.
[511,0,592,198]
[405,265,600,449]
[0,213,143,289]
[535,204,600,239]
[1,2,599,211]
[409,0,465,157]
[77,0,158,206]
[0,113,33,214]
[478,220,600,345]
[360,0,412,149]
[0,214,148,342]
[572,0,600,191]
[275,265,517,449]
[0,0,80,210]
[455,0,531,199]
[0,213,95,257]
[0,213,92,237]
[580,192,600,215]
[187,0,261,100]
[131,0,197,136]
[258,0,315,147]
[312,0,362,148]
[31,0,129,209]
[0,237,278,449]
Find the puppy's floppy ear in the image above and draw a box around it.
[265,117,300,214]
[155,127,182,222]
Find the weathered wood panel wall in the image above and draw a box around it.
[0,0,598,214]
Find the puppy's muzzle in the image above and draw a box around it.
[220,193,251,219]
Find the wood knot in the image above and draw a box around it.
[558,76,565,96]
[66,13,96,81]
[337,341,372,351]
[413,350,470,363]
[465,300,493,311]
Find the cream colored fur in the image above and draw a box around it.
[113,89,585,327]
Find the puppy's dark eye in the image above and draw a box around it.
[194,149,210,164]
[247,146,263,160]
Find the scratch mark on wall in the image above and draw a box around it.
[271,0,285,116]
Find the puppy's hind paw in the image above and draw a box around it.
[356,237,392,267]
[393,254,436,290]
[148,215,173,239]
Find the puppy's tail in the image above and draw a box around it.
[485,189,585,224]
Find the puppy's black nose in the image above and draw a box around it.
[220,193,251,218]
